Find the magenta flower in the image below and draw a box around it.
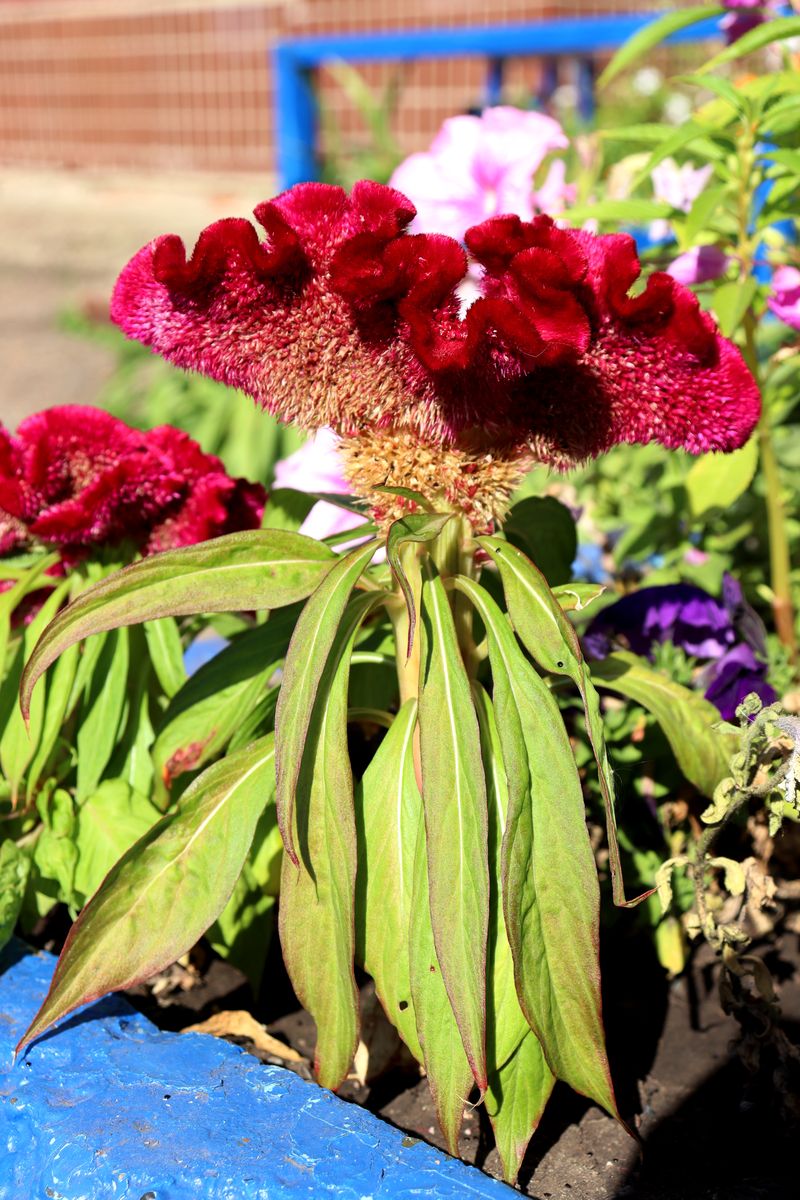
[650,158,714,243]
[767,266,800,331]
[721,0,779,44]
[273,430,365,541]
[388,107,574,239]
[0,407,265,560]
[111,181,760,527]
[667,245,733,286]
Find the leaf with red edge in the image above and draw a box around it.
[479,536,652,909]
[20,530,336,720]
[386,512,453,658]
[17,735,277,1055]
[275,539,379,864]
[452,576,618,1120]
[418,568,489,1092]
[279,594,380,1089]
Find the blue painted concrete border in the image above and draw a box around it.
[0,941,511,1199]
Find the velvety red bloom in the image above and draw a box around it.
[0,406,265,559]
[112,180,760,468]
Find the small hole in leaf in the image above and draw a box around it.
[398,1000,409,1011]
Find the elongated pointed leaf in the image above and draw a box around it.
[699,15,800,73]
[598,5,725,88]
[590,652,734,797]
[452,576,617,1119]
[473,683,555,1183]
[20,530,336,718]
[76,627,130,800]
[485,1029,556,1184]
[479,537,651,909]
[18,735,277,1053]
[387,512,453,657]
[418,570,489,1091]
[275,538,378,863]
[0,580,70,802]
[143,617,186,699]
[279,596,378,1089]
[153,605,300,795]
[354,699,423,1061]
[408,813,474,1155]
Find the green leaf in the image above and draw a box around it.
[261,487,317,533]
[207,863,275,989]
[0,840,31,952]
[418,570,489,1091]
[473,682,555,1181]
[72,779,161,906]
[485,1029,556,1185]
[279,597,374,1089]
[699,15,800,74]
[685,438,759,523]
[387,512,453,657]
[598,6,726,88]
[32,788,78,909]
[711,277,759,339]
[632,122,725,191]
[0,580,70,802]
[452,576,617,1117]
[18,735,277,1053]
[408,809,474,1155]
[25,644,79,804]
[374,484,435,511]
[76,627,130,800]
[143,617,186,699]
[478,536,653,909]
[589,652,735,797]
[564,198,673,226]
[355,699,423,1062]
[275,538,379,863]
[20,530,336,719]
[552,582,607,613]
[683,184,728,243]
[504,497,577,587]
[153,605,300,797]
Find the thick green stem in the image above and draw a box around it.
[743,315,797,657]
[734,122,796,656]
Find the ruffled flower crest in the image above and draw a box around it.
[112,180,761,526]
[0,407,265,560]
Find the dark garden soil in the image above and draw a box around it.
[30,904,799,1200]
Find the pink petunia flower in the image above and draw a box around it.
[0,406,265,559]
[273,429,365,541]
[650,158,713,243]
[666,245,733,286]
[388,107,574,240]
[767,265,800,331]
[111,181,760,528]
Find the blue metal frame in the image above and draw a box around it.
[272,10,723,190]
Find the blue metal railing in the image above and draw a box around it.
[272,10,723,190]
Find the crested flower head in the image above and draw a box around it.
[112,180,760,528]
[0,406,265,559]
[388,106,574,238]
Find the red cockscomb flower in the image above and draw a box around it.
[111,181,760,526]
[0,406,265,559]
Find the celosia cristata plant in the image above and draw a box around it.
[12,174,763,1179]
[0,407,265,957]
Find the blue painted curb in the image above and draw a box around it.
[0,942,512,1199]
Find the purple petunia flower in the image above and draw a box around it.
[584,578,776,720]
